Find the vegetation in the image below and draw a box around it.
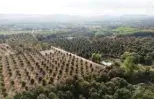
[50,37,153,65]
[13,65,153,99]
[91,53,102,63]
[0,46,103,98]
[0,15,153,98]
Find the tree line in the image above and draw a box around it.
[50,37,153,65]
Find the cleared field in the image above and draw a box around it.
[40,49,54,55]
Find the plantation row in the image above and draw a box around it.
[50,37,153,65]
[0,62,3,98]
[0,46,104,98]
[0,44,13,56]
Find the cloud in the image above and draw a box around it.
[0,0,153,16]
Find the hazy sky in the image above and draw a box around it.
[0,0,154,16]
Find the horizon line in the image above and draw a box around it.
[0,13,154,17]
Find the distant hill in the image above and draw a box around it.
[0,14,153,24]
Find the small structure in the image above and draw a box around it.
[66,36,74,40]
[101,61,113,66]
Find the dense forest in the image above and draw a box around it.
[47,37,153,65]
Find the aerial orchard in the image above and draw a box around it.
[0,45,104,98]
[0,44,13,56]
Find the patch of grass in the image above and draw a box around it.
[113,26,137,34]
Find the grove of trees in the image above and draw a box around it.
[13,65,154,99]
[50,37,153,65]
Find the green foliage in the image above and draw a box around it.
[113,26,137,35]
[114,88,132,99]
[48,92,58,99]
[50,37,153,65]
[104,95,113,99]
[95,29,113,36]
[13,66,154,99]
[132,84,154,99]
[37,94,49,99]
[121,52,140,64]
[123,56,138,76]
[91,53,102,63]
[144,53,153,65]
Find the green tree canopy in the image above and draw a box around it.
[91,53,102,63]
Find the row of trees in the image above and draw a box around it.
[1,46,103,98]
[50,37,153,65]
[5,33,50,53]
[13,65,154,99]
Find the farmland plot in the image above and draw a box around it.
[0,46,104,98]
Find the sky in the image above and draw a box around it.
[0,0,154,16]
